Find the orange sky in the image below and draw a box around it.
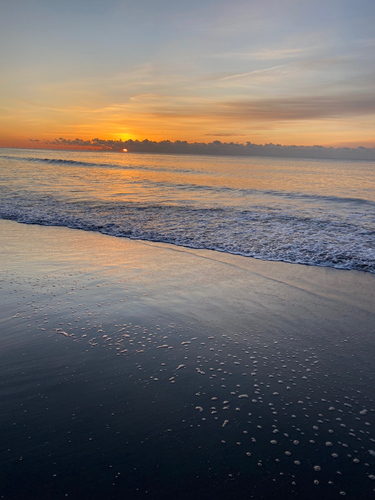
[1,0,375,150]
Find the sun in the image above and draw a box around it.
[122,148,128,152]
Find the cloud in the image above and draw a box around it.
[357,38,375,48]
[219,64,288,81]
[214,92,375,122]
[251,48,305,60]
[45,137,94,146]
[29,138,39,142]
[136,90,375,124]
[205,133,247,137]
[44,137,375,160]
[217,48,305,61]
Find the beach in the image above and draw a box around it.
[3,0,375,497]
[1,219,375,499]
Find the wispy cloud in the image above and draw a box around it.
[211,92,375,122]
[138,91,375,123]
[219,64,289,82]
[217,48,305,61]
[204,133,248,137]
[356,38,375,48]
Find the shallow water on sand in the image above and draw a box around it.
[1,222,375,499]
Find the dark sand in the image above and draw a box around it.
[1,219,375,500]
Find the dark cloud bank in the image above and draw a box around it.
[42,137,375,161]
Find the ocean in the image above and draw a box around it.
[1,148,374,272]
[1,149,375,500]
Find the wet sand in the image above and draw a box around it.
[1,219,375,500]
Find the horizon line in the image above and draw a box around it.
[2,137,375,161]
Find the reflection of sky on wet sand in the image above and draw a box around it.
[1,221,375,499]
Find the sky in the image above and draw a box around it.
[1,0,375,149]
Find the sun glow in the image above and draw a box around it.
[122,148,128,152]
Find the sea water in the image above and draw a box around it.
[1,150,375,500]
[1,148,374,272]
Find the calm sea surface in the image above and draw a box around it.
[1,148,374,272]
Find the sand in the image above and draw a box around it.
[1,219,375,500]
[2,219,373,327]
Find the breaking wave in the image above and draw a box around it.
[1,198,374,273]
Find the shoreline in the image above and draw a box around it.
[2,218,374,308]
[2,216,374,276]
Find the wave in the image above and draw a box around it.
[0,155,194,174]
[138,178,375,207]
[1,199,374,273]
[3,154,374,208]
